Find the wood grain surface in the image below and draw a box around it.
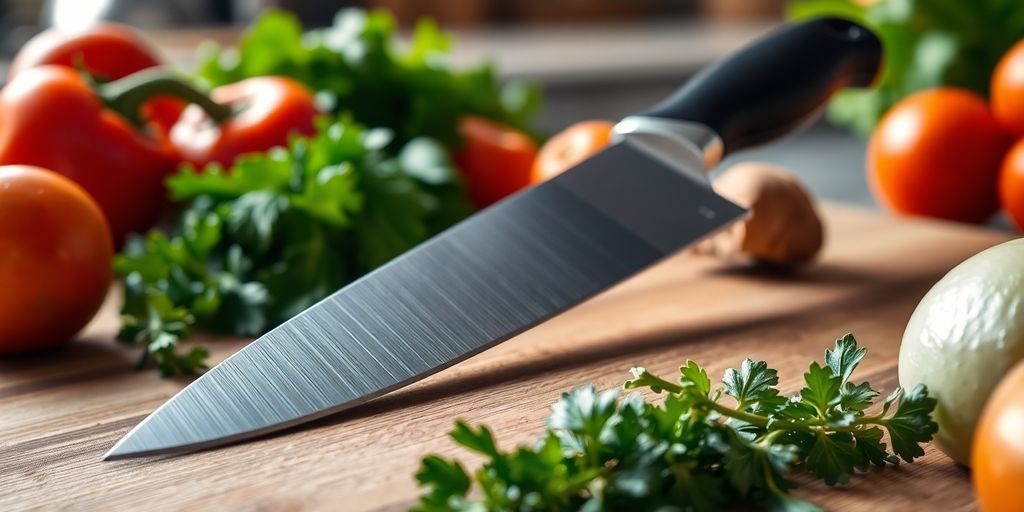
[0,204,1011,511]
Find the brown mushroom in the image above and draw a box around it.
[691,162,824,266]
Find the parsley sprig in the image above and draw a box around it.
[414,334,938,511]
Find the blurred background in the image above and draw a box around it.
[0,1,875,202]
[0,0,1017,222]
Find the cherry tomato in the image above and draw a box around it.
[453,116,538,208]
[532,120,615,183]
[992,39,1024,136]
[867,88,1014,223]
[8,23,181,132]
[999,139,1024,231]
[0,166,113,354]
[973,359,1024,511]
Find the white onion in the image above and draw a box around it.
[899,238,1024,465]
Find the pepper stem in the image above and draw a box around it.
[99,69,233,128]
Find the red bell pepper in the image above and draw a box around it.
[0,66,180,245]
[0,66,320,244]
[8,23,183,132]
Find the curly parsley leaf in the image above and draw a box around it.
[825,333,867,383]
[805,431,859,485]
[723,358,780,409]
[680,360,712,396]
[800,362,842,415]
[880,384,939,462]
[722,431,798,495]
[411,454,468,509]
[548,385,620,454]
[852,426,898,469]
[839,381,880,412]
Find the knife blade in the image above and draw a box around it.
[105,17,881,460]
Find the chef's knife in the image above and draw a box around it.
[105,17,881,460]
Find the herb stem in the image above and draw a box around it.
[697,395,819,433]
[701,396,770,427]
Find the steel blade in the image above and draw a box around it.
[104,139,745,460]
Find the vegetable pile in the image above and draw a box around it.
[111,9,546,375]
[416,334,938,511]
[111,9,544,374]
[0,8,548,366]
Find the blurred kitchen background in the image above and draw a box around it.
[0,0,920,214]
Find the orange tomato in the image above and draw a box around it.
[992,39,1024,136]
[532,120,615,183]
[0,166,113,354]
[868,88,1014,223]
[453,116,537,208]
[1000,139,1024,231]
[973,359,1024,511]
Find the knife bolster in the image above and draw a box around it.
[614,116,722,182]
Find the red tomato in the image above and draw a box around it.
[992,39,1024,136]
[999,139,1024,231]
[0,166,113,354]
[867,88,1014,223]
[453,116,538,208]
[972,360,1024,512]
[532,120,615,183]
[8,23,181,132]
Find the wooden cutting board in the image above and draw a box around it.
[1,204,1012,511]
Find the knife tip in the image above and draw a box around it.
[103,429,154,461]
[102,439,132,461]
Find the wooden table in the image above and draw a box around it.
[1,205,1010,511]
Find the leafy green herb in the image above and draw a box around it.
[195,8,541,150]
[788,0,1024,136]
[414,334,937,511]
[115,119,472,375]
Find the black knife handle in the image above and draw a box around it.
[637,17,882,154]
